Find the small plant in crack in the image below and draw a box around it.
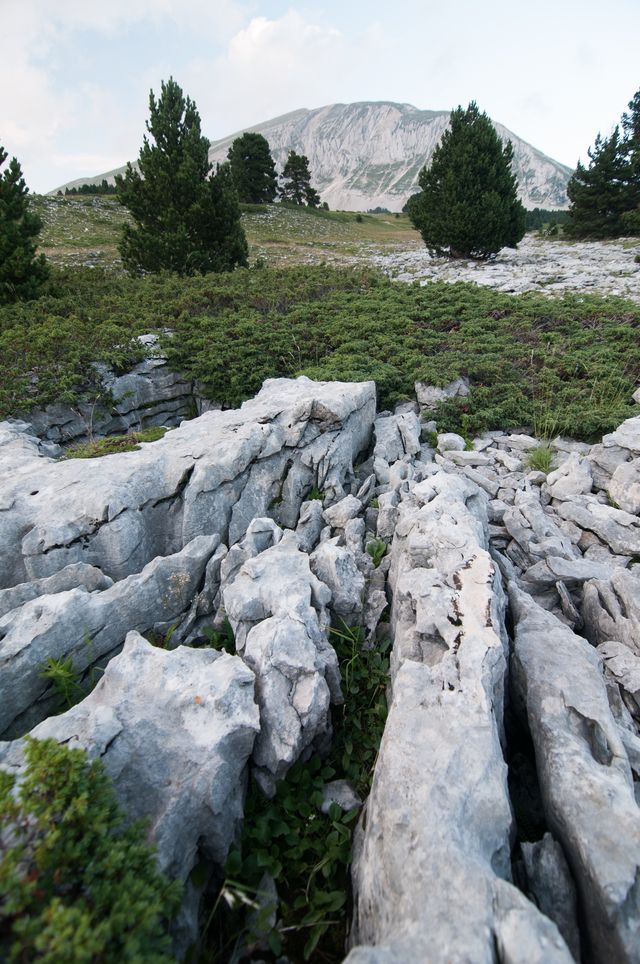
[366,537,387,568]
[307,486,325,502]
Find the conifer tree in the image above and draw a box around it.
[0,147,48,303]
[279,152,321,207]
[409,102,525,259]
[227,133,278,204]
[565,128,630,238]
[116,78,248,275]
[621,87,640,234]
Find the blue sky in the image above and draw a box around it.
[1,0,639,192]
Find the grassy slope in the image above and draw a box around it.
[32,195,421,270]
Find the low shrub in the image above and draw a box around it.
[0,737,181,962]
[63,426,168,459]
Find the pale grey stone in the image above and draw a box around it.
[494,449,523,472]
[323,494,363,529]
[598,640,640,721]
[521,834,581,961]
[510,587,640,964]
[603,415,640,456]
[556,496,640,556]
[0,377,376,589]
[634,386,640,405]
[522,556,612,590]
[0,535,220,739]
[583,569,640,653]
[503,495,579,563]
[0,563,113,619]
[442,449,492,466]
[546,453,593,500]
[414,376,469,410]
[373,412,421,464]
[0,631,259,952]
[499,433,539,452]
[608,459,640,515]
[310,541,366,618]
[321,779,362,814]
[436,431,465,452]
[588,442,631,490]
[295,500,325,553]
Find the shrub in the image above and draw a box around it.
[526,444,554,474]
[0,737,181,962]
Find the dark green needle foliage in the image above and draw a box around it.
[280,151,321,207]
[227,133,278,204]
[0,737,181,963]
[566,86,640,239]
[116,77,248,275]
[0,147,48,304]
[409,101,526,259]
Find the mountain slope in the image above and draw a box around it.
[52,101,573,211]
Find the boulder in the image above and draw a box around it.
[582,569,640,653]
[0,631,260,950]
[546,453,593,500]
[0,563,113,619]
[554,496,640,556]
[598,640,640,721]
[0,535,220,739]
[0,377,376,589]
[373,412,421,464]
[414,376,469,410]
[503,495,579,563]
[608,458,640,515]
[521,834,581,961]
[510,587,640,964]
[602,414,640,456]
[310,541,366,618]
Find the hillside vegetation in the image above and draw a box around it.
[2,263,638,440]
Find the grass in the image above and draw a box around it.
[526,445,555,474]
[2,263,640,441]
[63,426,169,458]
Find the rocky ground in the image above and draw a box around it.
[370,234,640,301]
[1,371,640,961]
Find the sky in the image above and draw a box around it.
[1,0,639,193]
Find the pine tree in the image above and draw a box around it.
[227,133,278,204]
[279,152,321,207]
[565,128,630,238]
[0,147,48,303]
[621,87,640,234]
[116,78,248,275]
[409,102,525,259]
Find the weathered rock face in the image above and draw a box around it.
[0,535,220,738]
[510,588,640,964]
[22,334,197,446]
[0,631,260,949]
[347,470,572,962]
[0,376,376,589]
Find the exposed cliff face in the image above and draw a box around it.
[53,101,572,211]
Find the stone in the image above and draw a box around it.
[310,541,366,619]
[521,555,612,591]
[499,433,539,452]
[634,386,640,405]
[510,587,640,964]
[602,414,640,456]
[556,496,640,556]
[436,431,465,451]
[0,535,220,739]
[347,472,571,963]
[295,499,325,553]
[0,563,113,619]
[373,412,421,464]
[414,376,469,410]
[323,494,363,529]
[320,779,362,815]
[582,569,640,653]
[503,495,579,564]
[598,641,640,721]
[494,449,523,472]
[442,449,492,466]
[608,458,640,515]
[0,631,259,950]
[521,834,581,961]
[0,377,376,590]
[588,442,631,490]
[546,453,593,501]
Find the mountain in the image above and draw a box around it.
[52,101,573,211]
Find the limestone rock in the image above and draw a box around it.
[0,535,220,739]
[510,587,640,964]
[582,569,640,653]
[414,376,469,410]
[295,499,325,553]
[546,453,593,500]
[0,377,376,589]
[503,495,578,563]
[436,431,465,451]
[602,415,640,456]
[0,563,113,619]
[521,834,581,961]
[556,496,640,556]
[0,631,259,949]
[310,541,366,618]
[598,640,640,721]
[608,458,640,515]
[373,411,421,464]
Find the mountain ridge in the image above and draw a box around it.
[51,100,573,211]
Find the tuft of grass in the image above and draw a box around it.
[307,486,325,502]
[64,425,168,459]
[526,444,554,474]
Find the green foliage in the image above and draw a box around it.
[64,180,116,196]
[40,655,83,709]
[280,152,321,207]
[366,537,387,568]
[200,620,236,654]
[307,486,325,502]
[0,737,181,963]
[410,102,526,259]
[567,86,640,239]
[0,146,49,303]
[116,77,248,275]
[524,208,570,233]
[64,426,168,459]
[227,133,278,204]
[206,622,389,961]
[526,445,554,474]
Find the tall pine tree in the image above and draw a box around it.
[409,102,525,259]
[0,147,48,304]
[116,78,248,275]
[279,152,320,207]
[621,87,640,234]
[227,133,278,204]
[565,128,630,238]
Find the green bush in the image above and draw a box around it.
[0,737,181,963]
